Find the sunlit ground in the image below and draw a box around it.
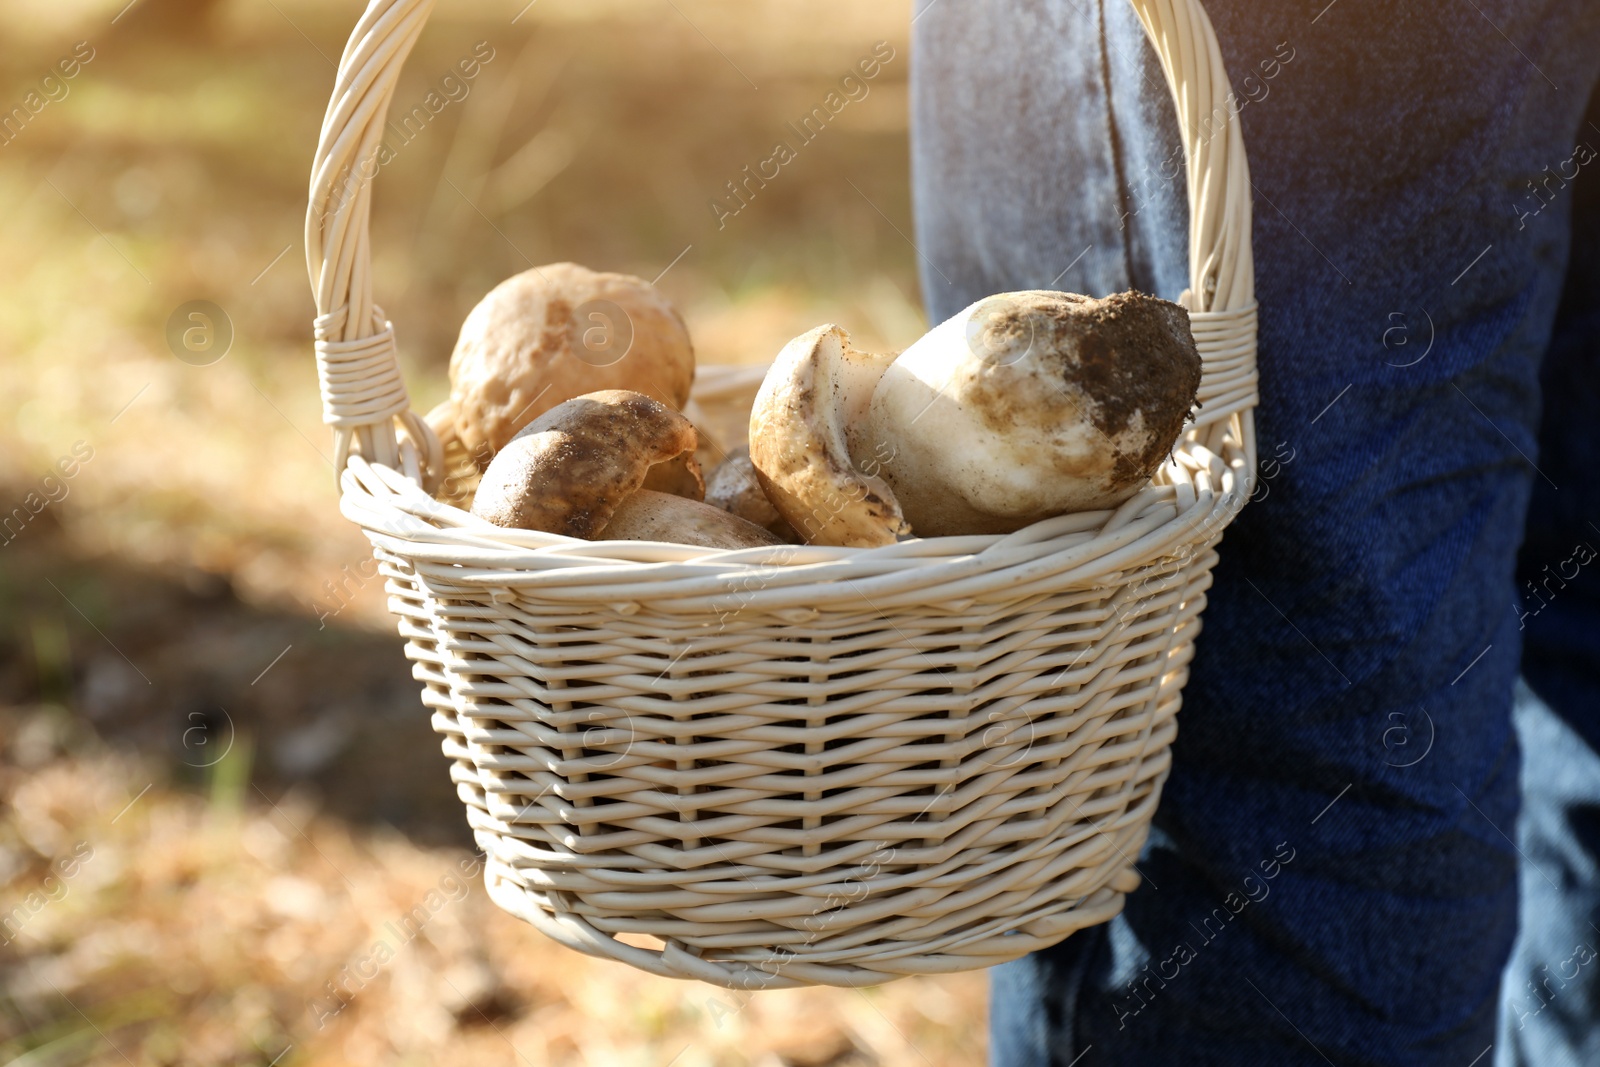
[0,1,986,1063]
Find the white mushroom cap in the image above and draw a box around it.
[855,290,1201,536]
[748,325,909,548]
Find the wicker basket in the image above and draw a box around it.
[306,0,1256,990]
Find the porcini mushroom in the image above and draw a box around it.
[470,390,699,537]
[856,290,1201,536]
[449,263,696,465]
[747,325,909,548]
[599,490,785,549]
[704,447,797,541]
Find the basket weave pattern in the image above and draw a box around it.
[308,0,1257,989]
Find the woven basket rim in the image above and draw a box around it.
[341,428,1247,615]
[343,434,1249,570]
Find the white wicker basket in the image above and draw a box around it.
[306,0,1256,990]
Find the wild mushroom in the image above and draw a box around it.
[449,263,696,466]
[470,390,700,537]
[856,290,1201,536]
[599,490,785,549]
[747,325,909,548]
[704,447,798,541]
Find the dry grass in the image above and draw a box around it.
[0,713,986,1066]
[0,1,993,1064]
[0,0,927,621]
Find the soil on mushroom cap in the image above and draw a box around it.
[973,291,1200,478]
[1058,293,1197,431]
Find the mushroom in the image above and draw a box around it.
[449,263,696,465]
[470,390,700,537]
[704,447,798,541]
[855,290,1201,536]
[747,325,909,548]
[599,490,785,549]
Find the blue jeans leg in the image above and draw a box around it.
[991,955,1051,1067]
[1496,682,1600,1067]
[1495,67,1600,1066]
[910,2,1600,1063]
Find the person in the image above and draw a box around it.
[908,1,1600,1063]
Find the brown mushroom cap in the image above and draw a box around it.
[470,390,699,537]
[449,263,696,464]
[598,490,785,549]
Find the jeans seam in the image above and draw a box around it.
[1095,0,1136,290]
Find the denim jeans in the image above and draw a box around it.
[909,1,1600,1063]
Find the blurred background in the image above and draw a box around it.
[0,0,981,1063]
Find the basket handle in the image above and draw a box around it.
[306,0,441,488]
[306,0,1253,486]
